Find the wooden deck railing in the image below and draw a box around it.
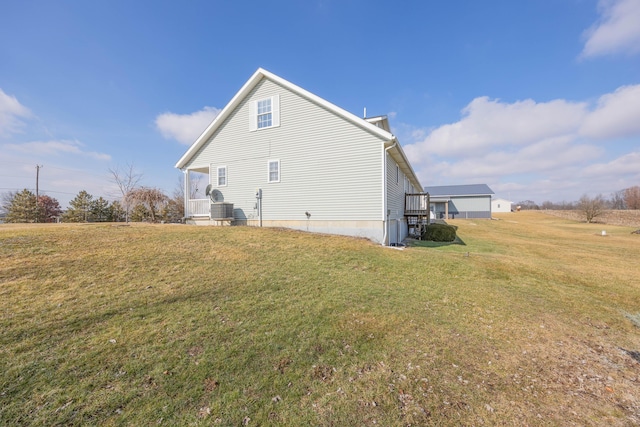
[405,193,430,216]
[187,199,210,217]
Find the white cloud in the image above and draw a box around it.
[443,137,601,179]
[582,0,640,57]
[5,139,111,161]
[404,96,587,162]
[402,84,640,201]
[580,84,640,139]
[0,88,31,137]
[581,151,640,177]
[155,106,221,145]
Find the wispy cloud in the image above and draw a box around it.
[581,0,640,58]
[155,106,221,145]
[0,88,31,137]
[5,139,111,161]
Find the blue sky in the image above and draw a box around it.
[1,0,639,207]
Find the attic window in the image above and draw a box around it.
[250,95,280,131]
[257,99,272,128]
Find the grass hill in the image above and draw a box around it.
[1,212,639,425]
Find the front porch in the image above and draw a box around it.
[182,167,210,219]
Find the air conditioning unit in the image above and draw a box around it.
[210,202,234,220]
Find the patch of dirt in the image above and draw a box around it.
[543,210,640,227]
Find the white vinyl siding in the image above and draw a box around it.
[268,159,280,183]
[189,78,383,222]
[386,154,405,219]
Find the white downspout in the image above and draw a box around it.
[381,140,397,246]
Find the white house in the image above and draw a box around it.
[491,198,513,213]
[175,68,424,245]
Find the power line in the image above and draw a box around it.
[39,189,78,195]
[0,187,78,195]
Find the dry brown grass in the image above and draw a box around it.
[1,214,639,425]
[543,209,640,228]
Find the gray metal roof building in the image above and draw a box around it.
[423,184,495,219]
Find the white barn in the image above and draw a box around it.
[175,68,423,245]
[491,198,513,213]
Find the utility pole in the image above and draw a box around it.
[35,164,43,222]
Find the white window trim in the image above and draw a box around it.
[268,159,280,183]
[249,95,280,131]
[217,165,227,187]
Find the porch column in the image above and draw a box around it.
[445,201,449,219]
[183,169,189,218]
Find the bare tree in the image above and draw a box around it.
[610,190,627,210]
[578,194,606,223]
[165,175,187,222]
[1,191,16,216]
[624,186,640,210]
[108,163,142,222]
[125,187,168,222]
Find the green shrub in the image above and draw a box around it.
[422,223,457,242]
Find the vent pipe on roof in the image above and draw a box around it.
[363,107,367,118]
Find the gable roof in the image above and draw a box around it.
[423,184,495,197]
[174,68,421,189]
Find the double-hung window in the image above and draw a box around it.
[257,98,272,129]
[249,95,280,131]
[268,160,280,183]
[217,166,227,187]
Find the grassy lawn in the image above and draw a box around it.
[1,212,639,426]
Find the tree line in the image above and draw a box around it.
[0,164,187,224]
[0,187,184,224]
[516,186,640,223]
[517,186,640,211]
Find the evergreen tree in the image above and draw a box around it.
[164,196,184,223]
[4,189,39,223]
[91,196,110,222]
[130,204,150,222]
[63,190,94,222]
[108,200,126,222]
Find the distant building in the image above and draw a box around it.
[491,198,513,213]
[423,184,494,219]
